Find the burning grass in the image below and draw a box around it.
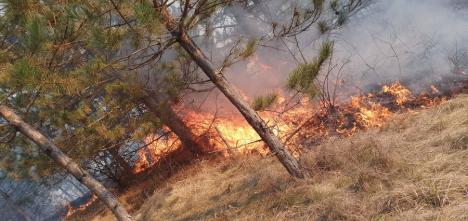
[69,79,468,220]
[131,80,461,171]
[132,94,468,221]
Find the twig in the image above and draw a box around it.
[214,126,233,155]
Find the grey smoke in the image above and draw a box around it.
[332,0,468,91]
[187,0,468,112]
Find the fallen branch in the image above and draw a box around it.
[0,105,133,221]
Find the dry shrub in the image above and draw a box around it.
[302,146,344,172]
[303,137,397,171]
[450,135,467,150]
[302,135,400,195]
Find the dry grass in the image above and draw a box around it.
[88,95,468,221]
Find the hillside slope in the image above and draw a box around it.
[91,95,468,221]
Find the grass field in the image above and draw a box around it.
[82,94,468,221]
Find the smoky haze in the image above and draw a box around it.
[333,0,468,92]
[186,0,468,114]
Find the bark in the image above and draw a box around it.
[142,95,205,155]
[110,72,204,157]
[0,105,133,221]
[154,5,305,178]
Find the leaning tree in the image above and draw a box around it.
[63,0,367,178]
[144,0,367,177]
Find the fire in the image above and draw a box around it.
[65,194,98,219]
[182,111,287,156]
[133,151,151,173]
[130,79,464,173]
[212,119,265,154]
[431,85,441,94]
[350,96,392,128]
[383,81,412,105]
[133,132,181,173]
[61,78,466,219]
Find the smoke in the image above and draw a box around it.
[332,0,468,91]
[187,0,468,113]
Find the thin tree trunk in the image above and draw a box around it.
[110,71,204,155]
[0,105,133,221]
[142,95,205,155]
[154,6,304,178]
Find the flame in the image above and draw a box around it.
[181,111,289,156]
[212,118,264,154]
[130,81,456,173]
[61,78,466,217]
[350,96,392,128]
[65,195,98,219]
[133,132,181,174]
[430,85,440,94]
[383,81,412,105]
[133,150,151,173]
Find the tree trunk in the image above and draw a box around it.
[154,6,304,178]
[0,105,133,221]
[142,95,205,155]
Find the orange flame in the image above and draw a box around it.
[133,132,181,174]
[350,96,392,128]
[65,195,98,219]
[131,81,450,173]
[383,81,412,105]
[430,85,440,94]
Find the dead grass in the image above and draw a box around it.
[87,95,468,221]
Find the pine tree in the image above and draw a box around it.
[0,105,132,221]
[0,0,367,193]
[0,0,207,181]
